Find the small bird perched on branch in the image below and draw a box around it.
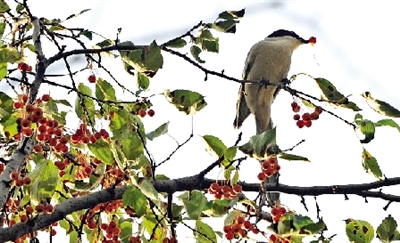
[234,29,316,205]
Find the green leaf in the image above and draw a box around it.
[95,78,116,101]
[279,153,309,162]
[224,210,243,225]
[75,83,95,124]
[203,199,230,217]
[138,179,159,201]
[143,214,164,240]
[212,19,238,33]
[81,30,93,40]
[53,99,72,107]
[197,29,219,53]
[202,135,227,158]
[0,46,21,63]
[345,219,374,243]
[0,91,13,115]
[375,119,400,132]
[120,221,133,243]
[137,72,149,90]
[165,38,187,48]
[0,113,18,137]
[218,9,245,19]
[65,8,91,20]
[0,0,10,13]
[87,139,114,165]
[190,45,205,63]
[361,91,400,118]
[356,117,375,144]
[221,146,237,167]
[29,158,59,201]
[376,215,398,243]
[15,3,24,12]
[146,122,169,141]
[164,89,207,115]
[303,219,327,235]
[118,132,144,160]
[178,190,207,220]
[122,186,147,217]
[314,78,361,111]
[292,215,314,230]
[0,21,6,38]
[195,220,217,243]
[124,41,163,76]
[362,149,382,180]
[239,127,280,160]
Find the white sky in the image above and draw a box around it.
[3,1,400,242]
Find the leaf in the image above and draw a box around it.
[75,83,95,124]
[0,21,6,38]
[81,29,92,40]
[87,139,114,165]
[0,46,21,63]
[221,146,237,167]
[164,89,207,115]
[178,190,207,220]
[345,219,374,243]
[362,91,400,118]
[124,41,163,76]
[202,135,227,158]
[119,132,144,160]
[122,186,147,217]
[146,122,169,141]
[0,113,18,137]
[279,153,309,162]
[65,8,91,20]
[137,72,149,90]
[376,215,398,243]
[218,9,245,19]
[314,78,361,111]
[95,78,116,101]
[361,149,383,180]
[203,200,230,217]
[239,127,280,160]
[165,38,187,48]
[195,220,217,243]
[190,45,205,63]
[29,158,59,201]
[303,219,327,235]
[120,221,133,243]
[0,0,10,13]
[138,179,159,202]
[375,119,400,132]
[0,91,13,115]
[212,19,238,33]
[292,215,314,230]
[354,115,375,143]
[197,29,219,53]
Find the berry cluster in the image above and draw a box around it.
[70,123,110,145]
[223,216,259,240]
[208,182,242,200]
[100,221,121,241]
[138,108,155,118]
[17,62,32,72]
[291,102,323,128]
[10,171,31,187]
[269,234,292,243]
[270,205,286,223]
[257,156,280,182]
[129,236,142,243]
[13,94,69,153]
[162,237,178,243]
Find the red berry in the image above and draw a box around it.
[310,112,319,120]
[225,232,234,240]
[13,101,23,109]
[279,207,287,215]
[292,105,300,113]
[290,102,298,109]
[296,120,304,128]
[45,204,54,213]
[309,36,317,44]
[88,75,96,83]
[42,94,50,102]
[223,225,232,233]
[244,220,252,229]
[10,171,19,181]
[18,63,29,72]
[293,114,300,120]
[36,204,45,214]
[22,94,28,103]
[23,177,31,185]
[257,172,266,182]
[302,112,311,121]
[233,184,242,193]
[315,106,323,114]
[33,144,43,152]
[138,109,146,118]
[26,205,34,214]
[304,120,312,127]
[147,109,155,117]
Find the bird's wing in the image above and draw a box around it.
[234,83,251,128]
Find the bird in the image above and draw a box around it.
[234,29,316,205]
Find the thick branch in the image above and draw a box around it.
[1,176,399,242]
